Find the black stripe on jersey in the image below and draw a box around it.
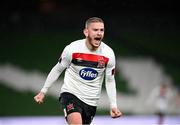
[72,59,106,69]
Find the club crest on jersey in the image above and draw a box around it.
[97,58,106,68]
[79,68,98,80]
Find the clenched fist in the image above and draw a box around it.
[34,92,45,104]
[110,107,122,118]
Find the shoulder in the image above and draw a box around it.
[63,39,84,51]
[101,41,115,56]
[68,39,85,47]
[101,42,116,67]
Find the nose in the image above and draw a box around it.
[97,31,102,35]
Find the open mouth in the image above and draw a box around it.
[94,37,101,41]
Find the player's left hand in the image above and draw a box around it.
[110,107,122,118]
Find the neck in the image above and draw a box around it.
[85,39,98,52]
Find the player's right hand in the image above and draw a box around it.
[34,92,45,104]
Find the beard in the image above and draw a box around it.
[90,37,101,47]
[86,37,102,50]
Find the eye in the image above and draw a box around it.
[100,29,104,32]
[93,29,98,31]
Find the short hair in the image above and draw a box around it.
[85,17,104,28]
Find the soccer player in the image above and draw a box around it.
[146,82,174,125]
[34,17,122,125]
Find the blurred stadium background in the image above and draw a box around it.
[0,0,180,124]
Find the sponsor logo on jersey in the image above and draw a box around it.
[79,68,98,80]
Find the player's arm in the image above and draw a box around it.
[34,62,66,104]
[105,50,122,118]
[34,45,72,104]
[105,71,122,118]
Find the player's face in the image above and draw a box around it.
[84,22,104,50]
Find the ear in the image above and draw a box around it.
[83,28,88,37]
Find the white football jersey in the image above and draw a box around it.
[59,39,116,106]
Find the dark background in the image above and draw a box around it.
[1,0,179,33]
